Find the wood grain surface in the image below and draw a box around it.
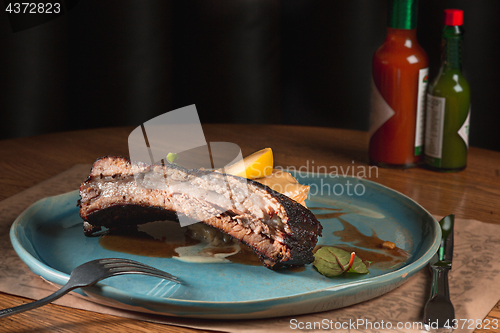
[1,124,499,332]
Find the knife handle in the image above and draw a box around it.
[429,265,451,301]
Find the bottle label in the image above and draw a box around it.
[458,108,471,148]
[424,94,446,166]
[369,78,395,138]
[414,68,429,156]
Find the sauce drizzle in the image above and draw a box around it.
[100,205,409,270]
[99,220,262,265]
[311,207,410,269]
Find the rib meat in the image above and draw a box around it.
[79,156,322,269]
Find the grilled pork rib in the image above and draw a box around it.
[79,156,322,269]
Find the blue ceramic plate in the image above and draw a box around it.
[10,174,440,319]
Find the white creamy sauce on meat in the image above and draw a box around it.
[138,221,242,264]
[174,243,241,264]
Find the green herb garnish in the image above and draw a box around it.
[166,153,178,164]
[313,246,369,277]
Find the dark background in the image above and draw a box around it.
[1,0,499,151]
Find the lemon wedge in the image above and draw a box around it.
[223,148,274,179]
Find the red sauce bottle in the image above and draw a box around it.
[369,0,429,168]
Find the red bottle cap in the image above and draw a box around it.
[444,9,463,26]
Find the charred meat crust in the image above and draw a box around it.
[79,156,322,269]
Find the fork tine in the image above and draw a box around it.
[100,258,159,268]
[99,258,174,274]
[101,261,178,279]
[98,258,181,283]
[107,266,181,283]
[99,258,167,270]
[98,258,147,265]
[109,265,179,281]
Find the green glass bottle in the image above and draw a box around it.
[424,9,470,172]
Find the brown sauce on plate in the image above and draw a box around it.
[99,221,199,258]
[100,207,410,270]
[224,244,262,266]
[99,220,262,264]
[310,207,410,269]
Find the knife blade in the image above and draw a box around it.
[424,214,455,330]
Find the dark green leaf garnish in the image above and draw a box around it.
[313,247,369,277]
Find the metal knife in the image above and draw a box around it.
[424,214,455,330]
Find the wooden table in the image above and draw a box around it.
[0,124,499,332]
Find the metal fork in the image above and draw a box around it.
[0,258,180,318]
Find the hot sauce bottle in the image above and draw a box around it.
[369,0,429,168]
[424,9,470,172]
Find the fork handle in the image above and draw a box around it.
[0,284,74,318]
[429,265,451,300]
